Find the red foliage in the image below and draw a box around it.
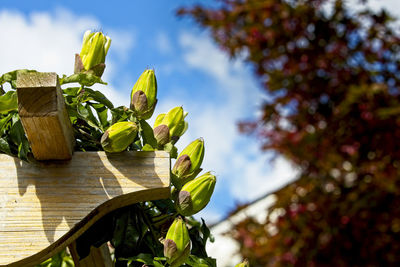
[179,0,400,266]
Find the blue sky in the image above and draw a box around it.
[0,0,297,224]
[3,0,397,225]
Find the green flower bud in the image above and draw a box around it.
[101,121,137,153]
[164,217,191,267]
[76,30,111,77]
[153,107,188,145]
[130,69,157,120]
[172,138,205,189]
[176,172,216,216]
[235,259,250,267]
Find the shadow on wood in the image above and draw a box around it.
[0,151,170,266]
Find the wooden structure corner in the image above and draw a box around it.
[16,72,75,160]
[0,72,171,266]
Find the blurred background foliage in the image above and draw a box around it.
[180,0,400,266]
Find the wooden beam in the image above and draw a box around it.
[15,71,115,266]
[0,151,170,266]
[16,72,75,160]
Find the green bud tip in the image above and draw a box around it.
[176,138,204,175]
[101,121,138,153]
[79,30,111,72]
[164,217,191,267]
[172,138,205,188]
[130,69,158,119]
[154,113,166,128]
[153,107,188,144]
[176,172,216,216]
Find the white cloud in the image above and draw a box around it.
[174,0,400,222]
[350,0,400,17]
[0,6,298,224]
[162,32,299,222]
[0,8,95,75]
[324,0,400,23]
[0,8,132,107]
[230,155,299,201]
[155,32,172,54]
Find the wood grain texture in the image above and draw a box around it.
[16,72,75,160]
[0,151,170,266]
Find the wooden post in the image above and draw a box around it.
[0,72,171,266]
[16,72,75,160]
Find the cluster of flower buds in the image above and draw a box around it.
[153,107,188,146]
[172,138,204,189]
[130,69,157,120]
[76,30,218,266]
[175,172,216,216]
[164,217,191,267]
[75,30,111,78]
[100,121,138,153]
[164,138,216,263]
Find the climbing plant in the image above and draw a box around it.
[0,30,219,267]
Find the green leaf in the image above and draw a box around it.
[126,253,165,267]
[9,115,30,160]
[142,143,155,151]
[77,103,90,119]
[83,88,114,109]
[0,112,13,135]
[112,211,129,249]
[59,73,107,87]
[139,119,157,149]
[163,142,178,158]
[92,103,109,129]
[63,87,81,97]
[84,103,101,130]
[35,249,73,267]
[111,106,134,124]
[200,218,214,243]
[112,206,150,259]
[188,219,214,259]
[0,138,11,154]
[0,69,38,89]
[10,116,25,144]
[127,253,154,265]
[186,255,216,267]
[0,91,18,113]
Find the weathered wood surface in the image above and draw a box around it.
[0,151,170,266]
[16,72,75,160]
[16,70,113,266]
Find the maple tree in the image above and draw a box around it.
[179,0,400,266]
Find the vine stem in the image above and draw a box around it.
[139,203,161,243]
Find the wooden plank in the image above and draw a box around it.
[0,151,170,266]
[16,71,112,266]
[69,242,114,267]
[16,72,75,160]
